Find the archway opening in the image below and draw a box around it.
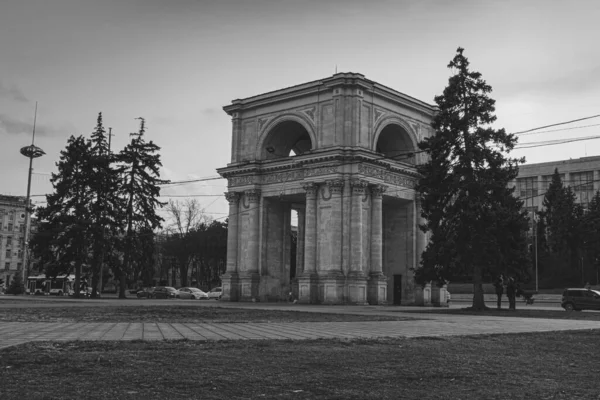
[375,124,415,164]
[263,120,312,160]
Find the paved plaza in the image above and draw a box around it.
[1,296,600,350]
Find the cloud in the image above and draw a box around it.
[0,114,67,137]
[506,65,600,98]
[0,81,28,102]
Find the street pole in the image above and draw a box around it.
[19,102,45,287]
[534,217,538,293]
[98,127,113,296]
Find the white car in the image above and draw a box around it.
[207,287,222,300]
[176,287,209,300]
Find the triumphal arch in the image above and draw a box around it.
[217,73,435,305]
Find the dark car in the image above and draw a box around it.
[136,287,155,298]
[152,286,177,299]
[561,288,600,311]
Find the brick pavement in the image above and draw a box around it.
[1,296,599,350]
[2,314,600,350]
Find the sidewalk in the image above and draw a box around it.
[1,301,599,350]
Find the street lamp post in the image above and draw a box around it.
[19,102,45,285]
[533,215,538,293]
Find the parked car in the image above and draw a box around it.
[561,288,600,311]
[151,286,177,299]
[136,287,155,299]
[176,287,209,300]
[207,287,222,300]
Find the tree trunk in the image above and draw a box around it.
[471,264,487,310]
[91,250,103,299]
[119,253,128,299]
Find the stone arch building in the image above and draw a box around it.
[217,73,436,304]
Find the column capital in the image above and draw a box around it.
[350,179,369,194]
[370,184,387,198]
[224,191,240,204]
[302,182,319,198]
[326,179,345,195]
[244,189,261,203]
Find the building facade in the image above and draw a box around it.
[217,73,436,305]
[0,195,27,289]
[515,156,600,218]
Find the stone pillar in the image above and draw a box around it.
[319,179,345,304]
[295,207,305,277]
[368,184,387,305]
[240,189,261,301]
[221,191,240,301]
[348,179,368,304]
[298,182,318,303]
[327,179,345,274]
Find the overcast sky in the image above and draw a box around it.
[1,0,599,220]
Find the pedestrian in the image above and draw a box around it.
[506,277,517,310]
[493,274,504,309]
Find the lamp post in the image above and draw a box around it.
[533,215,538,293]
[19,102,45,284]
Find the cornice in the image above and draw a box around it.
[223,72,437,117]
[217,149,421,180]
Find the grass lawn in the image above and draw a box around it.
[1,331,599,400]
[0,305,419,323]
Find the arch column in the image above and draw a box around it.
[348,179,369,304]
[221,191,240,301]
[240,189,261,301]
[298,182,318,303]
[319,179,345,304]
[368,184,388,304]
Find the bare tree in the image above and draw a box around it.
[163,199,210,287]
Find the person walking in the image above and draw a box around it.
[493,274,504,309]
[506,277,517,311]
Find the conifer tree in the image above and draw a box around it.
[416,48,530,310]
[583,191,600,283]
[117,118,167,298]
[87,113,123,298]
[35,135,94,297]
[539,169,584,284]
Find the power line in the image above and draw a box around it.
[517,123,600,137]
[512,114,600,135]
[515,135,600,149]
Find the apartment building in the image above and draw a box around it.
[0,195,27,289]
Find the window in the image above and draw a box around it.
[5,249,10,259]
[7,223,13,232]
[524,207,537,237]
[4,262,9,271]
[17,250,22,259]
[542,174,565,193]
[6,236,12,247]
[517,177,538,209]
[16,262,21,270]
[9,212,14,221]
[571,171,594,206]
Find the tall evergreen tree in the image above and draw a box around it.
[87,113,123,298]
[117,118,167,298]
[34,135,94,297]
[416,48,530,310]
[583,191,600,284]
[539,169,584,284]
